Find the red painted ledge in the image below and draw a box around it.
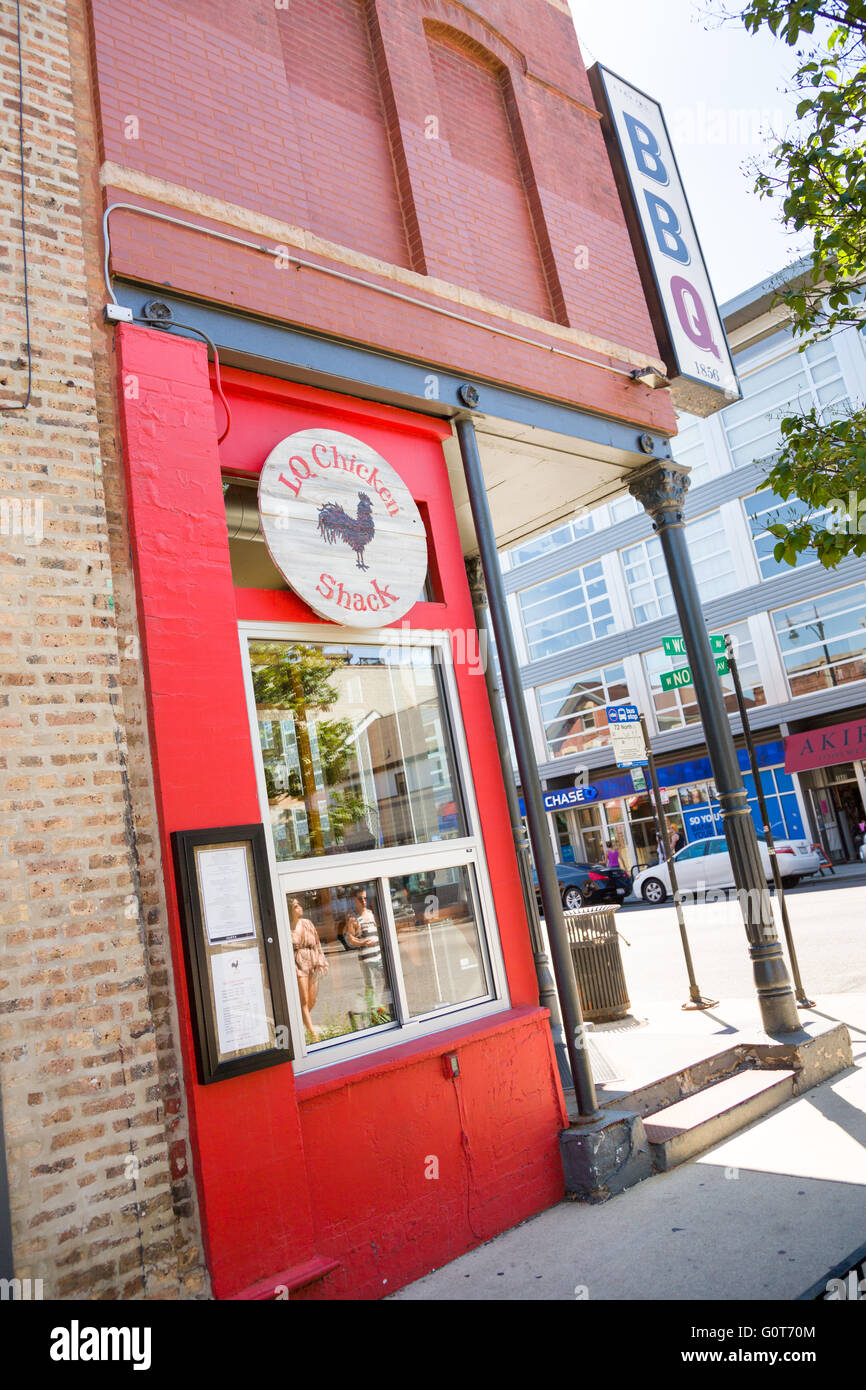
[226,1255,341,1300]
[294,1004,552,1103]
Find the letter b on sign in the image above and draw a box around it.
[644,193,690,265]
[623,114,668,185]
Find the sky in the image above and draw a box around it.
[568,0,811,304]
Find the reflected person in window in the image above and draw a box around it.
[290,897,329,1042]
[346,888,386,1008]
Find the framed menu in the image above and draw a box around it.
[171,824,292,1084]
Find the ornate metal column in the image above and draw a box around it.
[465,556,572,1089]
[629,462,800,1035]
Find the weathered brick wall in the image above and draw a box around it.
[0,0,206,1298]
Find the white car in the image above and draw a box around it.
[633,835,821,905]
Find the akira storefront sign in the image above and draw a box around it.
[785,718,866,773]
[258,428,428,623]
[589,64,740,416]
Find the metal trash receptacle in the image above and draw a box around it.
[564,904,630,1023]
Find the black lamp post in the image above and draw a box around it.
[629,462,800,1035]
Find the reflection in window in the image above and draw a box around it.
[773,585,866,695]
[538,664,630,759]
[391,866,486,1017]
[249,640,466,861]
[287,881,394,1043]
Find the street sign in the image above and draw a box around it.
[606,703,648,768]
[662,634,726,657]
[660,655,729,690]
[630,767,647,792]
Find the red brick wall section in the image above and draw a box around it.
[84,0,676,432]
[424,25,554,320]
[276,0,410,267]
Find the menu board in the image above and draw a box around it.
[198,846,257,945]
[172,825,292,1084]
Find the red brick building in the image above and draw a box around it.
[2,0,689,1300]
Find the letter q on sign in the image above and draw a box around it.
[257,428,428,627]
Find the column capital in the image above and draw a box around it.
[628,462,691,529]
[465,554,487,606]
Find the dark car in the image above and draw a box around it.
[534,861,632,912]
[569,861,633,904]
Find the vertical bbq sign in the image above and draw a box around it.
[258,428,428,624]
[588,64,741,417]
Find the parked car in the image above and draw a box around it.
[633,835,821,904]
[534,861,632,912]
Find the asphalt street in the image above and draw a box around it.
[613,871,866,1006]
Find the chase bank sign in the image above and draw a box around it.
[589,65,741,417]
[542,786,600,813]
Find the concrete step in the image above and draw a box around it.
[596,1044,744,1118]
[644,1067,796,1171]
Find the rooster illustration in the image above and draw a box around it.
[317,492,376,570]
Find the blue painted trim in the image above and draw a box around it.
[113,280,673,459]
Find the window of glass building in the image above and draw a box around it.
[644,621,765,731]
[505,510,596,568]
[772,584,866,696]
[670,414,714,488]
[517,560,614,661]
[743,489,838,579]
[621,511,737,625]
[609,494,640,525]
[537,663,630,760]
[722,337,848,470]
[245,636,501,1063]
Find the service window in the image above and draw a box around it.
[241,626,507,1068]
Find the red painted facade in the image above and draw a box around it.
[116,324,566,1298]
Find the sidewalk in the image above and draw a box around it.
[391,994,866,1301]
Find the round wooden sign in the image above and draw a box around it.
[257,428,428,626]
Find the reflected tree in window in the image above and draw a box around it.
[252,643,368,855]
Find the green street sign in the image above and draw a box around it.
[660,655,729,690]
[662,634,726,657]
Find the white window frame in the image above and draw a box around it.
[238,619,510,1073]
[722,334,848,470]
[517,559,614,662]
[621,534,676,626]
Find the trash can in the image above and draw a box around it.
[564,904,630,1023]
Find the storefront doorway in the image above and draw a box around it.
[807,763,866,862]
